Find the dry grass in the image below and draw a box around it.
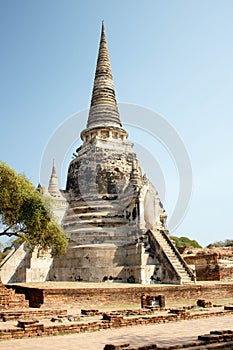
[9,281,176,289]
[9,280,233,289]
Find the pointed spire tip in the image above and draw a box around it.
[86,21,122,130]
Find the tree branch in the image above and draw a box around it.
[0,229,25,237]
[0,231,19,237]
[2,226,12,234]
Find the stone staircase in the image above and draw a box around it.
[148,229,196,284]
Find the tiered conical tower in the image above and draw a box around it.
[50,23,196,284]
[63,22,140,247]
[0,23,195,285]
[48,160,61,197]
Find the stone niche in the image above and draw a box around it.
[141,294,165,308]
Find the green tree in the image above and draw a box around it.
[207,239,233,248]
[0,161,67,256]
[170,235,202,249]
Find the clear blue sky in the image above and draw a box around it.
[0,0,233,247]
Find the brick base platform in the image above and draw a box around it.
[6,282,233,308]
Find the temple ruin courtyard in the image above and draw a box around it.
[0,281,233,349]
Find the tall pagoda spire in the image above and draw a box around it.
[48,160,61,197]
[86,21,122,130]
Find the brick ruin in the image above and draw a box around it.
[0,22,195,285]
[7,282,233,309]
[182,247,233,281]
[0,278,28,309]
[1,291,233,346]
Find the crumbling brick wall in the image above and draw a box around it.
[182,247,233,281]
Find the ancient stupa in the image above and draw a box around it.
[0,23,195,284]
[49,22,195,284]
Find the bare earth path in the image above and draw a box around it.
[1,314,233,350]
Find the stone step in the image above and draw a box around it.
[154,245,178,258]
[162,254,190,274]
[151,230,194,283]
[68,199,125,209]
[66,225,131,232]
[65,226,110,232]
[63,220,127,228]
[173,267,189,273]
[166,259,183,265]
[162,250,177,257]
[63,217,128,226]
[174,271,189,278]
[70,205,123,211]
[63,211,125,221]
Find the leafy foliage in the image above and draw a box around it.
[0,161,67,256]
[0,250,9,263]
[170,235,202,249]
[207,239,233,248]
